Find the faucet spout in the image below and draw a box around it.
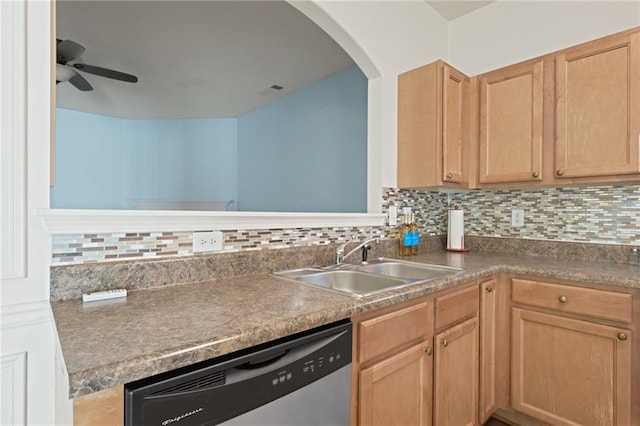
[336,236,380,265]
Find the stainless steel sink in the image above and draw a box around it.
[275,259,464,298]
[293,270,408,298]
[356,261,461,281]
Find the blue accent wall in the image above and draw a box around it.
[237,66,367,212]
[52,65,367,212]
[52,110,237,209]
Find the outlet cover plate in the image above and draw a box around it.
[511,209,524,227]
[193,231,223,253]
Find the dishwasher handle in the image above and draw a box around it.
[225,328,349,385]
[235,349,289,369]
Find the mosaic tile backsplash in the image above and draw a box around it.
[51,184,640,265]
[51,227,384,265]
[449,184,640,245]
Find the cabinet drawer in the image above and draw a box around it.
[359,302,430,363]
[435,285,479,330]
[511,278,632,323]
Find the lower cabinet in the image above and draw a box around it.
[510,277,635,425]
[354,282,482,426]
[433,317,479,426]
[359,341,433,426]
[511,308,632,425]
[73,386,124,426]
[354,299,433,426]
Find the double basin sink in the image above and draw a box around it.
[275,258,463,298]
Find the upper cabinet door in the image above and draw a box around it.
[398,61,469,189]
[478,60,544,184]
[555,32,640,179]
[442,65,468,184]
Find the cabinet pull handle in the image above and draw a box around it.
[485,286,493,293]
[556,169,564,176]
[532,171,539,178]
[442,339,449,347]
[618,333,628,341]
[559,295,568,303]
[446,173,453,180]
[425,347,433,356]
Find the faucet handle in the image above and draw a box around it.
[362,244,372,263]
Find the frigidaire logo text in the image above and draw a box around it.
[161,407,204,425]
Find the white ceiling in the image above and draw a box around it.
[56,1,494,120]
[426,1,495,21]
[56,1,355,119]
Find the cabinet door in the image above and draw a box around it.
[398,61,468,188]
[478,60,544,184]
[555,32,640,179]
[478,280,497,424]
[441,65,468,184]
[359,342,432,426]
[511,308,631,425]
[433,317,479,426]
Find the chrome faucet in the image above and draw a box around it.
[336,236,380,265]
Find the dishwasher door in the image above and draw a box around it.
[125,321,352,426]
[221,364,350,426]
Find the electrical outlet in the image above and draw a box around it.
[193,231,223,253]
[388,205,398,226]
[511,209,524,227]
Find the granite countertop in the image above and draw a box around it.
[51,250,640,399]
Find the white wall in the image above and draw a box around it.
[295,0,449,193]
[449,1,640,75]
[1,0,58,424]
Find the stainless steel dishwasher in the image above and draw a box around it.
[125,321,352,426]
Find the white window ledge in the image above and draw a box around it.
[37,209,386,234]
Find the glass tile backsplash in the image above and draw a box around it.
[51,184,640,265]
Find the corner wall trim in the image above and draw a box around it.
[0,0,27,279]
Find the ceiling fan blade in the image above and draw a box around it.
[72,63,138,83]
[56,39,86,63]
[68,72,93,91]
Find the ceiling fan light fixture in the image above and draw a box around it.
[56,63,76,82]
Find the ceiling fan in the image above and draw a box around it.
[56,39,138,91]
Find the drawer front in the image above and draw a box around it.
[511,278,632,323]
[359,302,430,363]
[435,285,479,330]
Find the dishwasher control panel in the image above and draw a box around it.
[271,347,347,387]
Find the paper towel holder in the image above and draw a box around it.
[446,205,469,252]
[445,247,469,252]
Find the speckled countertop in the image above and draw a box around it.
[51,250,640,399]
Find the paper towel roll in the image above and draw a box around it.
[447,209,465,250]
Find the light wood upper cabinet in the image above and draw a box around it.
[478,60,544,184]
[398,60,469,188]
[555,31,640,179]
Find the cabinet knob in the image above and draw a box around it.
[618,333,628,341]
[442,339,449,347]
[446,173,453,180]
[532,171,540,178]
[556,169,565,176]
[485,286,493,293]
[425,347,433,356]
[559,295,568,303]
